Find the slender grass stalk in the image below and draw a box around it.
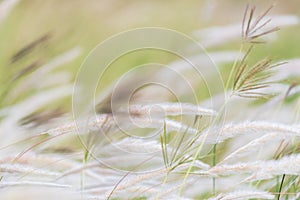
[178,98,229,196]
[212,144,217,195]
[278,174,286,200]
[156,121,171,200]
[225,44,245,91]
[81,149,90,191]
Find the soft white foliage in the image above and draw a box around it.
[1,3,300,199]
[0,187,83,200]
[104,137,162,153]
[194,15,299,47]
[208,190,274,200]
[209,154,300,182]
[0,163,60,177]
[200,121,300,144]
[126,102,217,117]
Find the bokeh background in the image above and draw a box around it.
[0,0,299,141]
[1,0,299,81]
[0,1,300,199]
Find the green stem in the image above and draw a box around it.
[225,44,244,91]
[178,43,244,197]
[278,174,285,200]
[178,97,229,196]
[212,144,217,194]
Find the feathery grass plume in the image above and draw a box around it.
[193,15,298,47]
[0,181,71,189]
[111,168,168,192]
[128,117,199,134]
[43,113,199,139]
[102,137,162,154]
[196,121,300,145]
[0,163,60,177]
[0,153,81,170]
[154,180,196,199]
[208,153,300,182]
[241,4,280,43]
[208,161,263,177]
[126,102,217,117]
[225,4,288,100]
[208,189,274,200]
[220,132,287,164]
[0,187,84,200]
[173,157,211,171]
[232,50,285,98]
[245,154,300,182]
[55,161,120,181]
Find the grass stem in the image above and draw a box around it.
[278,174,286,200]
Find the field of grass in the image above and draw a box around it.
[0,0,300,199]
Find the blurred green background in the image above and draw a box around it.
[0,0,299,109]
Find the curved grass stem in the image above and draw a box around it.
[225,44,244,91]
